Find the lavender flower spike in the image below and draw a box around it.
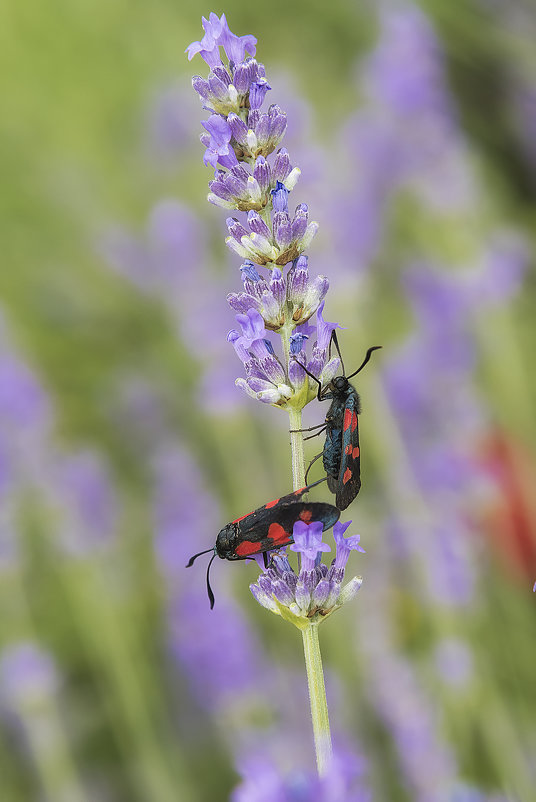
[187,16,368,781]
[250,520,364,626]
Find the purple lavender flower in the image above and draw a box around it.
[304,301,341,386]
[224,194,316,265]
[228,256,328,336]
[227,309,292,406]
[331,522,365,573]
[201,113,237,168]
[291,520,331,565]
[227,302,341,409]
[285,257,329,327]
[228,105,287,161]
[186,13,257,70]
[250,520,364,623]
[233,743,371,802]
[188,16,282,175]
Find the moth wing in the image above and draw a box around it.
[237,501,340,551]
[235,480,324,534]
[336,393,361,510]
[326,472,339,495]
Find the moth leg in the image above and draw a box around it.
[305,452,324,484]
[289,423,326,433]
[303,426,327,441]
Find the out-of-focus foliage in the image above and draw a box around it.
[1,1,536,800]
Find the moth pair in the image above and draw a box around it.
[188,336,380,607]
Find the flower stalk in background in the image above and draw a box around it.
[187,12,366,778]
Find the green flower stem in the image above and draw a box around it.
[281,321,332,774]
[282,322,306,491]
[288,406,306,490]
[284,351,332,775]
[302,622,333,776]
[260,207,272,229]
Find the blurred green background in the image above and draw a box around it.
[1,1,536,800]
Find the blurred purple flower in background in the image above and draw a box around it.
[382,241,527,606]
[100,199,243,413]
[358,579,458,802]
[0,641,60,709]
[151,441,370,795]
[51,450,118,556]
[1,1,535,798]
[145,83,200,163]
[233,742,371,802]
[0,642,86,802]
[0,317,53,492]
[152,444,270,711]
[0,309,122,564]
[326,1,478,280]
[433,637,474,689]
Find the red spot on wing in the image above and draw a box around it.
[352,446,360,458]
[299,508,313,522]
[343,408,353,431]
[345,444,353,455]
[267,522,291,545]
[351,412,358,432]
[343,467,352,485]
[235,540,262,556]
[265,497,280,509]
[294,486,306,495]
[233,512,251,523]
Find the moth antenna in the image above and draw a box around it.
[346,346,382,381]
[186,547,214,568]
[330,330,345,376]
[305,476,327,490]
[206,552,217,609]
[292,357,323,401]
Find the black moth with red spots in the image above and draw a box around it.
[186,478,340,608]
[295,336,381,511]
